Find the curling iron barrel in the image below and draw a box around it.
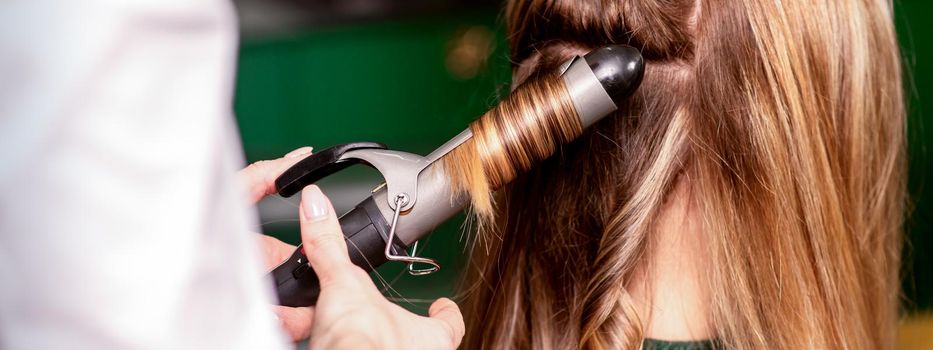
[269,45,645,307]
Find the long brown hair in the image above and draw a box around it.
[447,0,905,349]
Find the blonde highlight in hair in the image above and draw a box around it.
[448,0,904,349]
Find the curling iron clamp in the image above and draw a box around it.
[268,44,645,307]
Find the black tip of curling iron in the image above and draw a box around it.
[583,45,645,106]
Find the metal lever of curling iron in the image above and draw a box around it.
[384,194,440,275]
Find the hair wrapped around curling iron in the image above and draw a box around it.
[442,73,582,222]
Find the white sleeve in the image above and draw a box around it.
[0,0,289,348]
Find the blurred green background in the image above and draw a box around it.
[232,0,931,328]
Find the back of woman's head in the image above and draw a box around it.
[458,0,905,349]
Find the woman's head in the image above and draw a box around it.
[456,0,905,349]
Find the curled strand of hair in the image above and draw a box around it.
[443,73,581,227]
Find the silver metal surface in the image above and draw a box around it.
[558,56,577,75]
[372,159,466,246]
[423,128,473,164]
[384,194,440,275]
[560,56,618,129]
[363,128,473,245]
[340,127,472,212]
[339,149,428,211]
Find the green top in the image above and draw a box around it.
[643,339,717,350]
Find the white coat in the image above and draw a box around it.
[0,0,289,348]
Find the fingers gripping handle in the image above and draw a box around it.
[270,196,407,307]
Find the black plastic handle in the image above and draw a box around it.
[269,196,407,307]
[275,142,387,197]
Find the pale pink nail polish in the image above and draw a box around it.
[302,185,329,221]
[285,146,313,158]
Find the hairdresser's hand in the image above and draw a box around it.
[275,185,464,349]
[237,147,343,343]
[238,149,465,347]
[237,147,320,339]
[238,146,315,204]
[238,146,318,270]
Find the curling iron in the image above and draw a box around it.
[268,44,645,307]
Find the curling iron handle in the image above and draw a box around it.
[276,142,387,197]
[270,196,404,307]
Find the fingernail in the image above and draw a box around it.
[285,146,313,158]
[302,185,329,221]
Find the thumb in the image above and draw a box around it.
[298,185,353,287]
[427,298,465,348]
